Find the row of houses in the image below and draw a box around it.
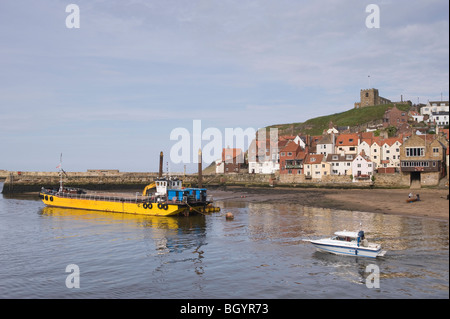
[249,131,405,181]
[411,100,450,126]
[216,128,449,184]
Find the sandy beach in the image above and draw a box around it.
[211,186,450,221]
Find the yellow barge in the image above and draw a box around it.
[39,177,220,217]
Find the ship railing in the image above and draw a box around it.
[53,191,213,205]
[56,191,144,204]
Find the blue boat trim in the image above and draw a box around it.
[314,245,378,258]
[312,242,381,254]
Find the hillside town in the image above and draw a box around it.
[215,90,449,188]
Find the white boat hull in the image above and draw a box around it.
[309,241,386,258]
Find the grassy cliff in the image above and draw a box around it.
[268,103,410,136]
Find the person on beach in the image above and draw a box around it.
[408,192,413,199]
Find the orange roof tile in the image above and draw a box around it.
[380,137,402,146]
[280,141,301,153]
[336,133,359,146]
[222,148,242,161]
[304,154,324,164]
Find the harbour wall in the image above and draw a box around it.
[1,170,412,194]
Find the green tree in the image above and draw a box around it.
[386,125,397,137]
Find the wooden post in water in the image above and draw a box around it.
[198,148,203,188]
[159,151,163,178]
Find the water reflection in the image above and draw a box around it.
[40,206,207,273]
[1,192,447,298]
[246,202,448,251]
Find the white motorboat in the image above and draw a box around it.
[304,230,387,258]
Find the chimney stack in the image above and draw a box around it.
[159,151,163,178]
[198,149,203,188]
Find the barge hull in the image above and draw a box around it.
[40,193,191,216]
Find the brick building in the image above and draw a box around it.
[216,148,244,174]
[279,141,306,175]
[382,106,409,128]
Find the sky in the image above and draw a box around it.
[0,0,448,173]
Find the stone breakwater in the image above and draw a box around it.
[0,170,413,194]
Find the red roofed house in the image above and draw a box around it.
[335,133,359,155]
[217,147,244,174]
[279,141,306,175]
[303,154,329,179]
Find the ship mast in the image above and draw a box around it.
[58,153,63,192]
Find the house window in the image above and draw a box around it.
[281,152,285,156]
[357,164,361,168]
[332,155,338,160]
[433,148,439,153]
[288,152,292,156]
[406,147,425,157]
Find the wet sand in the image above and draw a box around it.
[211,186,450,221]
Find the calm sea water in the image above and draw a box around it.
[0,183,448,299]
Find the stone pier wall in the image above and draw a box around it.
[1,170,416,194]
